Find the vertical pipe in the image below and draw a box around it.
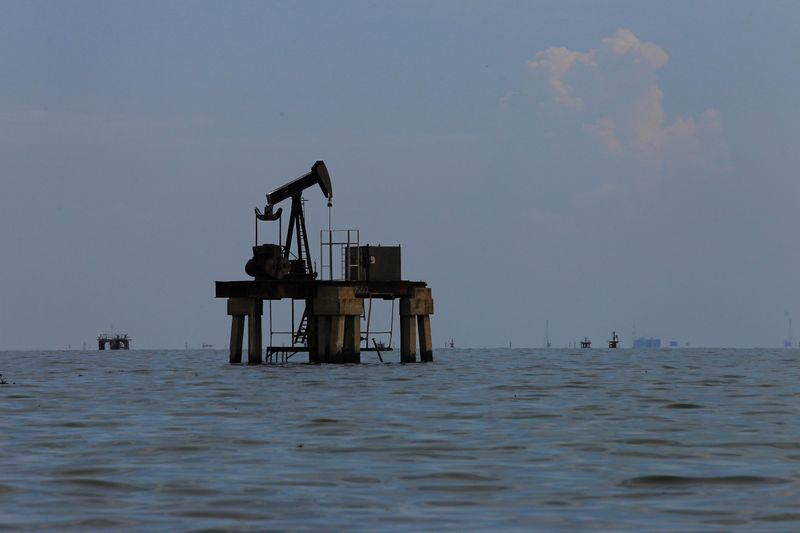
[268,301,274,361]
[364,298,372,351]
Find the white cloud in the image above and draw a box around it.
[582,118,623,156]
[602,28,667,68]
[528,28,721,161]
[527,47,596,109]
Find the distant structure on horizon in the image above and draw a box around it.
[98,333,130,350]
[784,313,793,348]
[633,337,661,349]
[545,320,551,348]
[608,331,620,348]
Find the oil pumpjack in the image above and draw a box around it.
[215,161,435,365]
[246,160,332,281]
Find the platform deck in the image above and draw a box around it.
[215,279,427,301]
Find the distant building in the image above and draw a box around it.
[633,337,661,349]
[668,340,678,347]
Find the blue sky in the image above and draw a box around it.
[1,1,799,348]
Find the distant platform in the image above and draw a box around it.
[97,334,131,350]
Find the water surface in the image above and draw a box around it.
[1,348,798,530]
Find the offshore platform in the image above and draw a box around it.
[97,333,131,350]
[215,161,434,364]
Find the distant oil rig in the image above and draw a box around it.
[215,161,434,364]
[97,333,131,350]
[608,331,620,348]
[572,332,619,349]
[784,313,794,348]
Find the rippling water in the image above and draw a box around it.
[1,348,799,531]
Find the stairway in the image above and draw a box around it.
[294,309,309,346]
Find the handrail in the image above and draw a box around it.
[319,229,360,280]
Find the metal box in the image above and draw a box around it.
[346,245,401,281]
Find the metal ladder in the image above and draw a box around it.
[293,309,309,346]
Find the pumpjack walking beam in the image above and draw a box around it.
[255,161,332,275]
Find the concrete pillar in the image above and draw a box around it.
[247,312,262,365]
[307,312,319,363]
[418,315,433,362]
[315,316,330,363]
[228,298,263,366]
[311,287,362,364]
[328,315,345,363]
[344,315,361,364]
[399,288,434,363]
[229,315,244,364]
[400,314,417,363]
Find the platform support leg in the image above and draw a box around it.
[400,314,417,363]
[344,316,361,364]
[229,315,244,364]
[248,312,262,365]
[308,313,319,363]
[227,298,263,366]
[315,316,329,363]
[400,288,434,363]
[328,316,345,363]
[418,315,433,362]
[311,287,362,364]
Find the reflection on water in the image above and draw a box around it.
[1,348,799,530]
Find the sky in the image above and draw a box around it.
[1,1,799,349]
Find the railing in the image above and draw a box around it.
[319,229,360,281]
[318,229,399,350]
[362,298,394,351]
[97,334,130,340]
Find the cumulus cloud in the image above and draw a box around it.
[581,118,623,155]
[602,28,667,68]
[528,28,721,160]
[527,47,597,109]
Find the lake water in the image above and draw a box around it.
[1,348,799,531]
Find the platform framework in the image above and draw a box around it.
[216,280,433,364]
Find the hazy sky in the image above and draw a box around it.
[2,1,799,349]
